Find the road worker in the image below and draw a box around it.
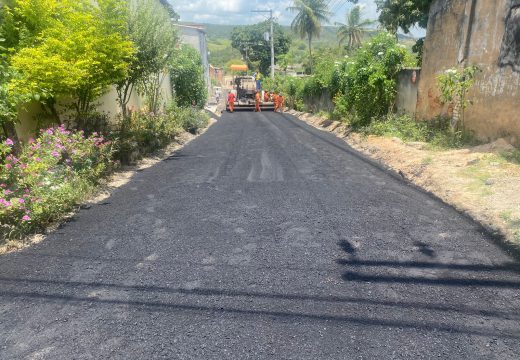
[227,91,236,112]
[264,91,270,103]
[272,92,279,111]
[278,93,285,113]
[255,91,261,112]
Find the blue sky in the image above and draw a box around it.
[172,0,425,37]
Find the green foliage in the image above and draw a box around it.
[5,0,135,121]
[114,102,209,163]
[0,37,20,129]
[335,32,414,125]
[169,45,208,108]
[123,0,178,115]
[287,0,332,72]
[336,5,375,50]
[347,0,433,33]
[230,21,291,74]
[0,126,114,239]
[437,66,480,110]
[359,113,480,149]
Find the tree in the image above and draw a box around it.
[376,0,433,34]
[158,0,180,21]
[287,0,331,73]
[230,21,291,75]
[336,5,375,50]
[169,44,207,108]
[5,0,134,123]
[116,0,178,117]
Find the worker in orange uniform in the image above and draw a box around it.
[278,93,285,113]
[264,91,270,103]
[272,92,279,112]
[227,91,236,112]
[255,91,261,112]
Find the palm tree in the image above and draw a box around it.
[287,0,331,73]
[336,5,375,51]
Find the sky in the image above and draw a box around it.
[172,0,426,37]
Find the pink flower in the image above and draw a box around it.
[46,129,53,135]
[28,138,35,144]
[5,164,12,170]
[4,189,13,195]
[5,138,14,146]
[22,215,31,221]
[18,198,25,204]
[51,151,60,157]
[35,157,42,162]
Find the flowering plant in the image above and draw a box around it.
[0,125,113,239]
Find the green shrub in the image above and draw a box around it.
[336,32,415,126]
[114,102,209,164]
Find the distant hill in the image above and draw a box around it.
[203,23,416,43]
[202,23,417,69]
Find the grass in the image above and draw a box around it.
[500,148,520,165]
[358,114,481,150]
[421,156,433,165]
[499,211,520,243]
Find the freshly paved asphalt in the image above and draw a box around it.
[1,111,519,359]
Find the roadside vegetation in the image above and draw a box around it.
[0,0,208,243]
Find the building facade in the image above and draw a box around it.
[176,23,211,95]
[416,0,520,144]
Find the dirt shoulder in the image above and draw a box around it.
[0,118,217,255]
[288,109,520,249]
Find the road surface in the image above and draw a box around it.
[1,111,519,359]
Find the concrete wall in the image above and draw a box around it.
[396,68,421,116]
[417,0,520,144]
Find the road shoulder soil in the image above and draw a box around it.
[287,109,520,251]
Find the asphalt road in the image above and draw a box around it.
[1,111,519,359]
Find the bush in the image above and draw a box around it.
[114,102,209,164]
[169,103,209,134]
[336,32,415,126]
[0,126,114,240]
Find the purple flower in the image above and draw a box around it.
[35,157,42,162]
[46,129,53,135]
[5,138,14,146]
[22,215,31,221]
[18,198,25,204]
[51,151,60,157]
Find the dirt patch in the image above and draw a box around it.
[288,109,520,247]
[0,119,217,255]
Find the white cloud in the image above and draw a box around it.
[172,0,425,37]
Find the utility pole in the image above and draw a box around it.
[252,9,275,79]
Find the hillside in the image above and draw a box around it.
[204,23,417,69]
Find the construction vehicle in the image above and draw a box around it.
[226,65,275,112]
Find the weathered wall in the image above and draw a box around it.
[396,68,421,115]
[417,0,520,144]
